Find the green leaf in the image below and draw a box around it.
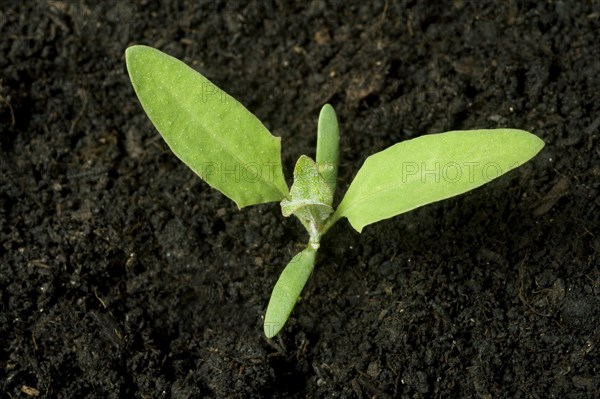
[334,129,545,232]
[316,104,339,197]
[125,45,288,208]
[264,246,316,338]
[281,155,333,223]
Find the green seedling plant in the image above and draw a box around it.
[125,45,545,338]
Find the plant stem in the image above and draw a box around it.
[319,210,341,237]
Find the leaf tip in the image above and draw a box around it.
[125,44,145,62]
[264,320,282,339]
[510,129,546,162]
[531,132,545,152]
[321,103,334,113]
[125,45,152,79]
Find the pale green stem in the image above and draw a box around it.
[320,210,342,236]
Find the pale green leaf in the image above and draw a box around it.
[316,104,339,196]
[281,155,333,222]
[264,246,316,338]
[334,129,545,232]
[125,45,288,208]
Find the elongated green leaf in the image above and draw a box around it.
[264,247,316,338]
[316,104,339,197]
[334,129,544,232]
[125,45,288,208]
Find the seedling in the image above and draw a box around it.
[125,45,545,338]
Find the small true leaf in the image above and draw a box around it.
[126,45,288,208]
[264,246,316,338]
[334,129,544,232]
[281,155,333,222]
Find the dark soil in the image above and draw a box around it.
[1,1,599,398]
